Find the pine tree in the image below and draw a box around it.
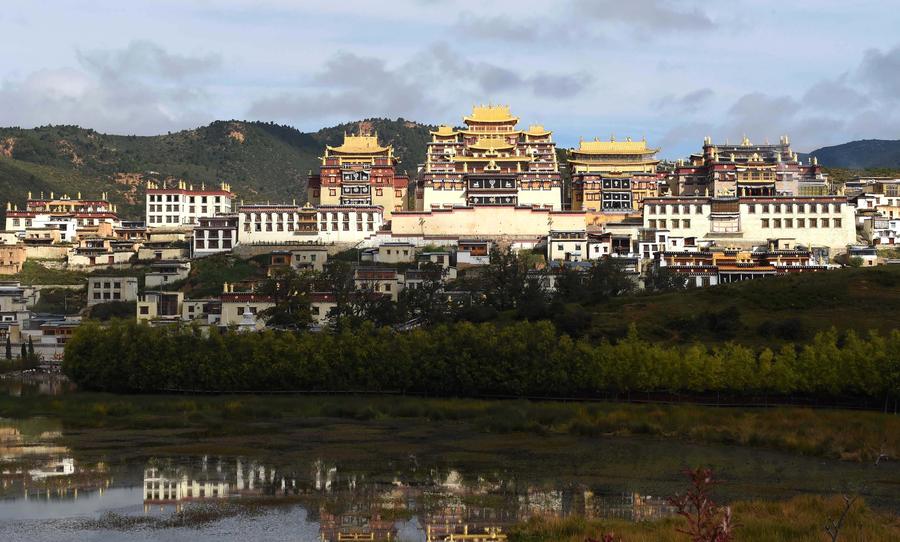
[5,336,10,360]
[27,336,34,359]
[20,342,27,360]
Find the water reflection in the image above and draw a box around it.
[0,374,74,397]
[135,456,676,541]
[1,440,676,541]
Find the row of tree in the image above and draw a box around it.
[63,319,900,402]
[256,247,675,333]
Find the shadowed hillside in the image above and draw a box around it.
[808,139,900,168]
[0,119,435,219]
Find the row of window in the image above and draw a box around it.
[92,281,126,289]
[747,202,841,214]
[647,204,705,215]
[93,291,123,300]
[195,239,233,249]
[761,218,842,229]
[320,221,375,232]
[320,188,403,197]
[195,229,235,239]
[148,205,222,214]
[647,219,692,229]
[10,218,105,227]
[148,194,224,204]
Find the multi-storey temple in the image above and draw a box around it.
[307,132,409,219]
[568,137,661,215]
[672,136,828,198]
[416,105,562,211]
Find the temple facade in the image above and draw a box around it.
[145,180,233,228]
[416,105,562,211]
[307,132,409,219]
[5,192,120,238]
[672,136,829,198]
[568,137,662,214]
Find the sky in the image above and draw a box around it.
[1,0,899,158]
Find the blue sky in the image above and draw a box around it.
[2,0,899,157]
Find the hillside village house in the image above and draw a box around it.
[310,291,337,327]
[144,260,191,288]
[192,215,239,257]
[656,238,827,287]
[87,276,138,306]
[456,240,491,266]
[290,246,328,272]
[0,242,26,274]
[354,268,402,301]
[219,286,274,330]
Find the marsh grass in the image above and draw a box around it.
[508,495,900,541]
[1,394,897,462]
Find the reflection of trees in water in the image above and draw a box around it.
[3,454,674,540]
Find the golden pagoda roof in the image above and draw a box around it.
[468,138,515,151]
[525,124,551,136]
[464,104,519,124]
[571,138,658,155]
[326,133,390,154]
[430,125,459,137]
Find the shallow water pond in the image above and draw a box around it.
[1,407,899,542]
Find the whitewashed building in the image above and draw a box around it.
[146,181,234,228]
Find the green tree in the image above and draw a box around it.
[5,336,10,360]
[258,267,315,330]
[587,258,635,302]
[644,264,688,293]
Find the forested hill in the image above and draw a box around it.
[807,139,900,169]
[0,119,435,219]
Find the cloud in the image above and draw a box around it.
[248,44,592,124]
[801,77,869,111]
[530,72,592,98]
[655,88,714,113]
[76,40,222,82]
[856,44,900,100]
[452,14,544,43]
[0,41,219,134]
[572,0,713,31]
[248,51,440,122]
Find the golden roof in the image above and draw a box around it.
[468,138,515,151]
[326,133,390,155]
[525,124,551,136]
[571,138,658,155]
[430,125,458,137]
[464,104,519,124]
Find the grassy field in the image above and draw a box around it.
[511,495,900,541]
[586,265,900,346]
[2,393,897,463]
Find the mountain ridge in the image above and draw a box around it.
[3,121,900,221]
[0,119,435,219]
[807,138,900,169]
